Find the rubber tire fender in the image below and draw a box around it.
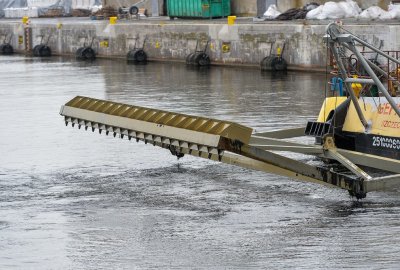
[129,6,139,15]
[260,55,274,71]
[271,57,287,71]
[0,44,14,55]
[126,49,136,62]
[82,47,96,61]
[75,47,85,60]
[39,45,52,57]
[186,53,194,65]
[134,49,147,63]
[127,49,147,63]
[194,52,210,66]
[33,44,43,57]
[188,53,197,65]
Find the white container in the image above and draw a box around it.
[29,7,39,17]
[6,8,12,18]
[12,8,18,18]
[22,7,28,18]
[9,8,14,18]
[27,0,58,8]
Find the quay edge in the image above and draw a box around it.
[0,18,399,71]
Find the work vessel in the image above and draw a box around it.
[60,23,400,199]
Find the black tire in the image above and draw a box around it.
[271,57,287,71]
[129,6,139,15]
[1,44,14,55]
[194,52,210,66]
[127,49,136,62]
[82,47,96,61]
[185,53,194,64]
[188,53,197,65]
[134,49,147,63]
[33,45,43,57]
[260,55,274,71]
[39,45,52,57]
[127,49,147,64]
[76,47,85,60]
[260,56,269,70]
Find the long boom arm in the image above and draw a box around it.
[60,96,400,199]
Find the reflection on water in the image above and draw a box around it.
[0,56,399,269]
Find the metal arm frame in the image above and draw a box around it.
[60,95,400,199]
[326,23,400,126]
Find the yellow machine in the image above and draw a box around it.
[60,24,400,199]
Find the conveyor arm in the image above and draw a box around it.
[60,96,370,198]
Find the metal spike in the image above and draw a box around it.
[65,122,68,126]
[121,134,124,139]
[92,127,95,132]
[136,138,139,142]
[85,126,88,131]
[78,125,81,129]
[128,136,132,141]
[72,123,75,127]
[113,132,116,137]
[106,131,109,136]
[99,129,102,134]
[218,150,223,162]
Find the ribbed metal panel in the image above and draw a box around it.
[63,96,252,144]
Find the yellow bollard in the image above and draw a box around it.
[227,16,236,26]
[109,17,117,25]
[22,16,29,24]
[277,47,281,56]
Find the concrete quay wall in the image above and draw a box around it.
[0,19,399,70]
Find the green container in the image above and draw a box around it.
[167,0,231,19]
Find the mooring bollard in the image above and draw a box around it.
[227,16,236,25]
[109,17,117,25]
[22,16,29,25]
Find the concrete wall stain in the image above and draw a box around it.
[1,21,399,70]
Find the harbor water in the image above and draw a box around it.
[0,55,399,269]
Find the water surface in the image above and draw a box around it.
[0,56,399,269]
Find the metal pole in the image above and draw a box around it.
[330,43,369,127]
[352,44,400,119]
[352,35,400,66]
[343,42,400,90]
